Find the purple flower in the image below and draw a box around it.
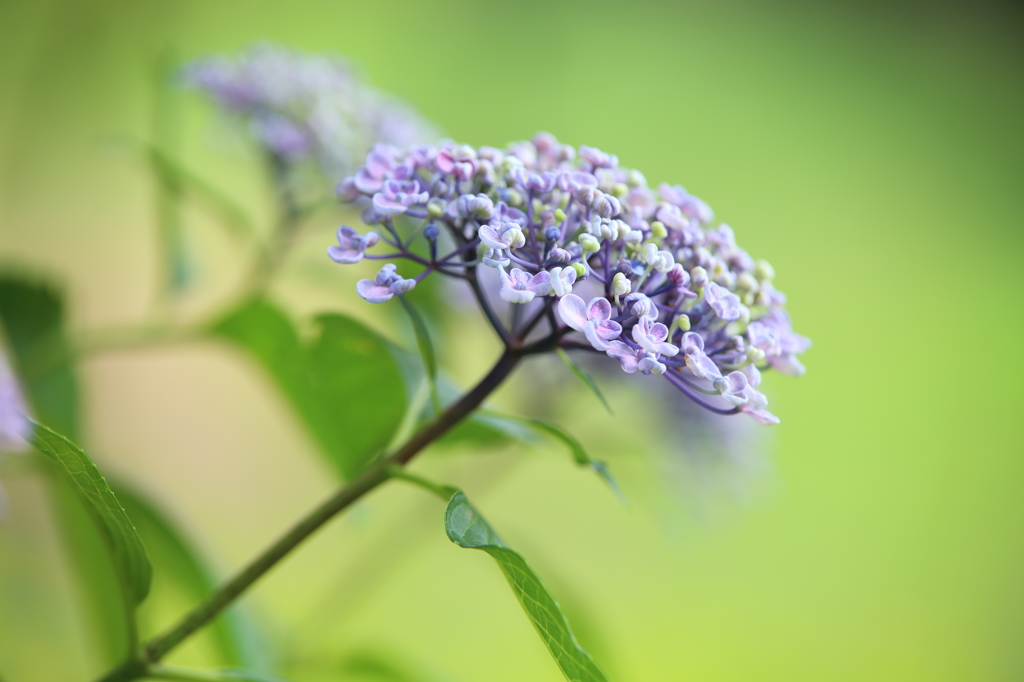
[631,317,679,358]
[184,45,436,178]
[681,332,722,381]
[659,183,714,224]
[328,226,379,264]
[705,282,744,321]
[372,179,429,216]
[737,367,779,424]
[499,268,551,304]
[356,264,417,304]
[332,133,809,424]
[713,371,749,407]
[354,145,399,192]
[549,266,577,297]
[478,223,526,250]
[557,295,622,351]
[606,341,666,375]
[578,145,618,170]
[436,147,478,181]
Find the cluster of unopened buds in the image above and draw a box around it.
[329,133,809,424]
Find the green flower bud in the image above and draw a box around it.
[554,208,566,222]
[571,262,587,278]
[612,272,631,297]
[650,221,667,240]
[611,182,629,198]
[754,259,775,282]
[427,198,446,217]
[579,233,601,253]
[671,314,691,333]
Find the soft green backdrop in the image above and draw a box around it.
[1,1,1022,681]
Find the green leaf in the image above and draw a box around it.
[556,348,612,415]
[28,419,152,606]
[397,297,441,413]
[0,275,78,438]
[444,492,610,682]
[0,273,133,663]
[115,485,266,669]
[44,464,133,664]
[213,300,406,478]
[516,417,623,501]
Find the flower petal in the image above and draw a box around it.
[586,297,612,322]
[557,294,588,331]
[356,279,394,304]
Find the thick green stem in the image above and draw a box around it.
[94,349,524,682]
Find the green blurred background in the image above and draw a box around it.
[1,0,1023,681]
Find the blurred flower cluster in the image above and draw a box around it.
[184,44,437,178]
[330,133,810,423]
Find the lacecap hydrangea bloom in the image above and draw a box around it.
[183,44,436,178]
[330,133,809,424]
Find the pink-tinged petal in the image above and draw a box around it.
[742,363,762,387]
[606,341,640,373]
[372,193,409,216]
[508,268,531,286]
[680,331,705,355]
[356,279,394,304]
[745,408,780,425]
[593,320,622,341]
[354,168,383,193]
[770,353,806,377]
[557,294,589,331]
[500,287,536,304]
[336,225,359,246]
[435,150,455,174]
[586,297,612,322]
[649,322,669,343]
[684,353,722,380]
[478,225,505,250]
[583,322,613,351]
[365,149,392,177]
[525,271,551,296]
[327,245,363,264]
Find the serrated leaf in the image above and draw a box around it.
[213,300,406,479]
[116,485,267,669]
[445,492,609,682]
[556,349,612,415]
[28,419,152,606]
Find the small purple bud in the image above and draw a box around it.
[424,223,440,240]
[544,226,561,242]
[335,177,360,203]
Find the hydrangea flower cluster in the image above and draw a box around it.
[184,44,436,178]
[329,133,809,424]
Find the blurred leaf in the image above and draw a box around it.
[148,665,291,682]
[213,300,406,478]
[44,464,132,665]
[397,297,440,413]
[483,414,623,501]
[145,145,254,239]
[28,419,152,606]
[444,491,609,682]
[0,273,134,664]
[556,349,612,415]
[0,275,78,437]
[116,485,266,669]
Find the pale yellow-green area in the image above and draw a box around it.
[1,1,1022,681]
